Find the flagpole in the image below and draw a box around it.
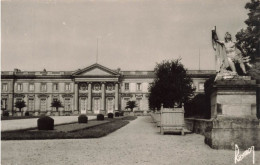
[199,48,200,70]
[96,38,99,63]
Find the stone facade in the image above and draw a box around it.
[1,63,215,116]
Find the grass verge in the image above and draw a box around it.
[1,119,131,140]
[1,116,39,120]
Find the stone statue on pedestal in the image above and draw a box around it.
[212,27,252,80]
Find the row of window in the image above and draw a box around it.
[123,82,205,91]
[124,83,152,91]
[2,82,205,92]
[79,83,114,91]
[13,98,72,111]
[1,83,71,92]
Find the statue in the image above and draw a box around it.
[212,27,252,79]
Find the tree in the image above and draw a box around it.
[15,100,26,113]
[125,101,137,112]
[51,99,63,112]
[184,75,215,119]
[149,59,195,110]
[235,0,260,61]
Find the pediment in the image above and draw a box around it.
[73,63,120,76]
[80,68,112,76]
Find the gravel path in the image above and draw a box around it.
[2,116,259,165]
[1,116,96,132]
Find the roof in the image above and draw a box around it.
[1,63,216,79]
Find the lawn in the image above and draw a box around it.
[1,116,40,120]
[1,116,137,140]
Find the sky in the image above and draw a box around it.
[1,0,249,71]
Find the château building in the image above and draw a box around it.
[1,63,215,115]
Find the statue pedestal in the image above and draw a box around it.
[211,77,257,118]
[206,77,260,150]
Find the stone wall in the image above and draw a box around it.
[185,118,213,136]
[185,117,260,150]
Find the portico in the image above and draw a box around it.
[72,64,120,115]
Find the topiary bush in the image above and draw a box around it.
[115,112,120,117]
[25,111,30,116]
[78,114,88,123]
[37,116,54,130]
[97,114,104,121]
[107,113,114,118]
[3,111,9,117]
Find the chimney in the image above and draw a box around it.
[14,68,21,73]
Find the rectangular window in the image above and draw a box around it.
[41,83,47,92]
[64,98,71,111]
[29,83,35,91]
[198,83,204,91]
[125,83,129,91]
[28,98,34,111]
[1,99,7,110]
[137,83,142,91]
[2,83,8,91]
[17,83,23,91]
[123,98,130,110]
[136,98,142,110]
[40,98,47,111]
[65,83,71,91]
[53,83,59,91]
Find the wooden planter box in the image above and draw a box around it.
[123,111,131,116]
[160,107,185,135]
[134,110,143,116]
[46,111,51,116]
[64,111,72,116]
[52,111,59,116]
[34,111,40,116]
[15,111,22,116]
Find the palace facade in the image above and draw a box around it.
[1,63,215,115]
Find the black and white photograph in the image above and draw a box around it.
[1,0,260,164]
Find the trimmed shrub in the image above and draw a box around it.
[184,94,209,119]
[37,116,54,130]
[115,112,120,117]
[3,111,9,117]
[25,111,30,116]
[97,114,104,121]
[107,113,114,118]
[78,115,88,123]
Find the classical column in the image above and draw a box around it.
[101,82,106,114]
[115,83,119,111]
[87,83,92,113]
[74,83,79,114]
